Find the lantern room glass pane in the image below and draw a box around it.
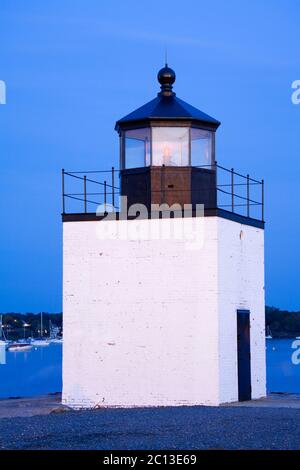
[191,128,213,167]
[152,127,189,166]
[124,128,151,168]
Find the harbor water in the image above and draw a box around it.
[0,343,62,398]
[0,339,299,398]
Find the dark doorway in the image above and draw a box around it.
[237,310,251,401]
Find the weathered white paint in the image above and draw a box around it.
[217,219,266,403]
[62,216,265,408]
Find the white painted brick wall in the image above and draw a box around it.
[217,219,266,402]
[62,216,265,408]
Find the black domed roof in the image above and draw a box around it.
[115,65,220,132]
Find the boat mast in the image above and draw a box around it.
[0,315,6,342]
[41,312,43,338]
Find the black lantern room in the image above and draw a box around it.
[115,65,221,212]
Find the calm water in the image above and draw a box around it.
[0,339,299,398]
[0,343,62,398]
[266,338,300,393]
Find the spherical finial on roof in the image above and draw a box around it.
[157,64,176,96]
[157,65,176,85]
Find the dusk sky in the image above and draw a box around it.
[0,0,299,312]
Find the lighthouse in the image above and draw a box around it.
[62,65,266,408]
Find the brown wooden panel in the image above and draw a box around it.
[120,166,217,214]
[151,167,191,208]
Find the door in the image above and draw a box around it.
[237,310,251,401]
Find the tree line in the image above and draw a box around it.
[0,312,62,339]
[266,306,300,338]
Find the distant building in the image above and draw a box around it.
[62,65,266,408]
[50,324,61,339]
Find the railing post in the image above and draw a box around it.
[247,174,250,218]
[261,179,264,222]
[84,175,87,213]
[62,169,65,214]
[104,180,107,214]
[214,160,218,209]
[231,168,234,213]
[112,167,115,211]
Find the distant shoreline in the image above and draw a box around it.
[1,308,300,340]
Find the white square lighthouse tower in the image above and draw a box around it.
[62,65,266,408]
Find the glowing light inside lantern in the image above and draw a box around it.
[162,143,173,164]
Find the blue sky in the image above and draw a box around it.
[0,0,299,311]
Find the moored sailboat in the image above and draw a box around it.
[31,312,50,346]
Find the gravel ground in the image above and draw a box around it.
[0,405,300,450]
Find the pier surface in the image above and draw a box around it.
[0,393,300,449]
[0,393,63,419]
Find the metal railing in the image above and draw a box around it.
[62,163,264,222]
[213,163,264,221]
[62,167,119,214]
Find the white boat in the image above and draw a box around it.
[266,326,272,339]
[31,313,50,346]
[8,342,33,352]
[31,338,50,347]
[50,338,63,344]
